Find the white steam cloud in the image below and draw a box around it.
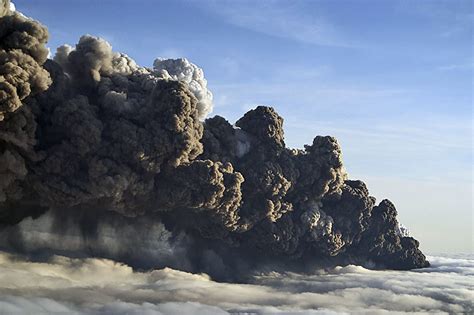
[0,252,471,314]
[153,58,213,120]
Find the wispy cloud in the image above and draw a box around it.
[211,81,408,112]
[397,0,473,38]
[285,116,472,152]
[437,62,473,71]
[200,0,354,47]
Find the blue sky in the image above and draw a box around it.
[15,0,472,253]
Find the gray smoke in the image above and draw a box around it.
[0,0,429,281]
[0,0,50,121]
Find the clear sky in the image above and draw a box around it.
[14,0,472,254]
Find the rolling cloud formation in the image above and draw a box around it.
[0,0,429,281]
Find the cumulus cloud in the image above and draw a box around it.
[153,57,213,120]
[0,252,471,314]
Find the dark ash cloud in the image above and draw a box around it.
[0,0,430,283]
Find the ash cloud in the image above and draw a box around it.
[0,0,429,282]
[0,0,50,121]
[0,252,471,314]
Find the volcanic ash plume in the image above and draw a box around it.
[0,0,429,281]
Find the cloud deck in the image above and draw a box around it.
[0,252,472,314]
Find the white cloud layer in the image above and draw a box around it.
[0,252,472,314]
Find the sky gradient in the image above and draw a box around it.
[14,0,473,253]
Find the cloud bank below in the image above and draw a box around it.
[0,252,472,314]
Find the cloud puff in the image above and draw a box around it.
[0,251,471,314]
[153,57,213,120]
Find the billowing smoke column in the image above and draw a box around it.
[0,0,428,281]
